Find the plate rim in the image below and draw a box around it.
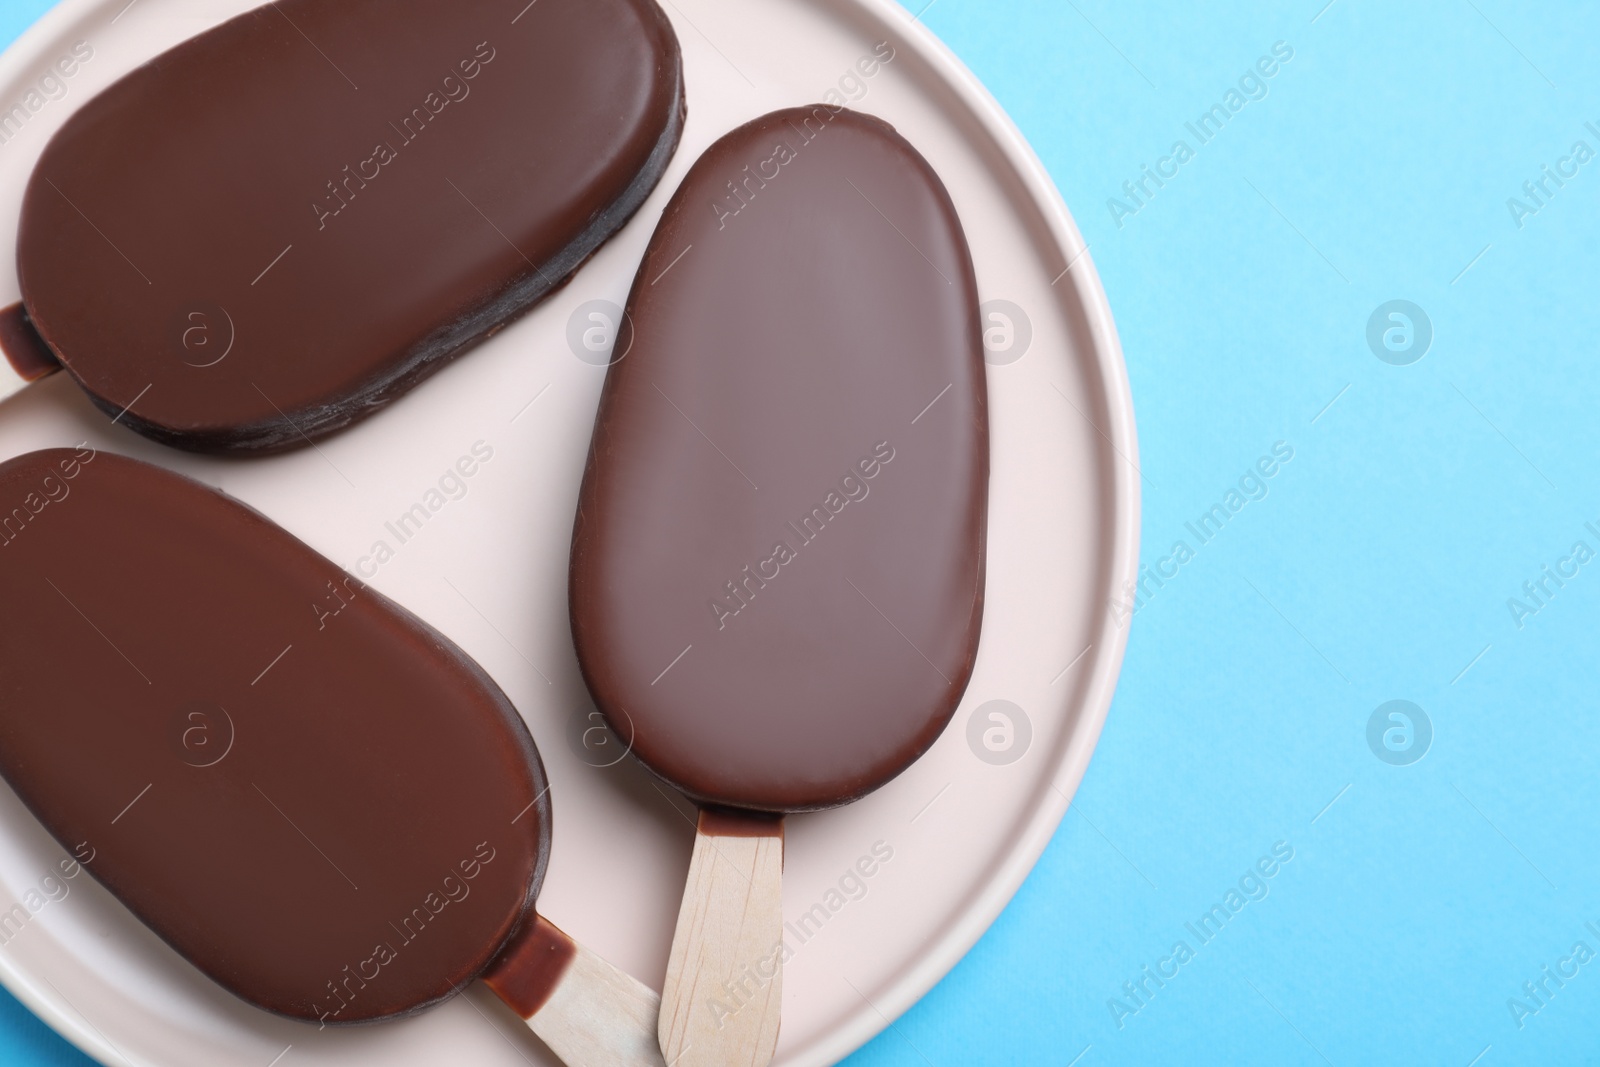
[791,3,1139,1063]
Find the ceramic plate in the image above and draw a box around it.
[0,0,1137,1062]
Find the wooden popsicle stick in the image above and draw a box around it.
[659,809,785,1067]
[482,913,666,1067]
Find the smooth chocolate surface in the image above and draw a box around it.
[0,449,549,1024]
[0,303,57,382]
[17,0,683,452]
[570,107,987,813]
[481,914,578,1019]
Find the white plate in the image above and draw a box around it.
[0,0,1138,1063]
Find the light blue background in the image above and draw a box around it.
[4,0,1600,1063]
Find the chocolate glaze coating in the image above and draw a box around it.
[0,449,549,1024]
[570,107,988,813]
[0,303,56,382]
[17,0,683,453]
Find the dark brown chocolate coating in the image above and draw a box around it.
[570,107,987,813]
[0,303,57,382]
[481,914,578,1019]
[17,0,683,453]
[0,449,549,1024]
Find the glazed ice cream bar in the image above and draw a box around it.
[570,105,987,813]
[568,105,988,1065]
[0,449,662,1066]
[3,0,683,452]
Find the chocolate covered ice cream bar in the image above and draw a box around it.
[0,448,663,1066]
[4,0,683,452]
[568,106,988,1065]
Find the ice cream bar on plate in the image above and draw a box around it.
[0,0,683,452]
[0,448,664,1067]
[569,106,988,1065]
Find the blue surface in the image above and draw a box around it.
[3,0,1599,1064]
